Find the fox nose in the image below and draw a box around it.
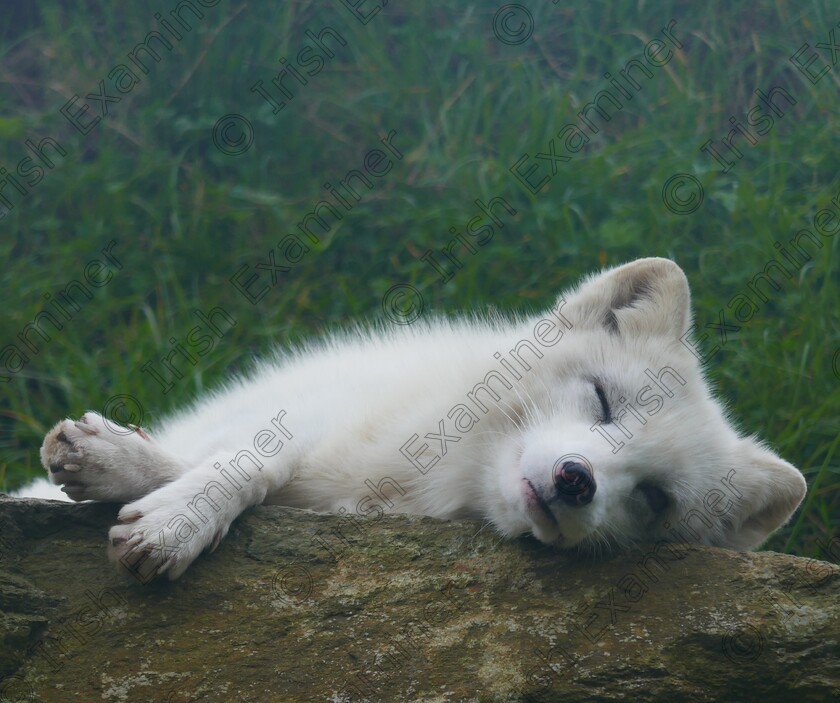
[553,460,596,506]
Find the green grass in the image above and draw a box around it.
[1,0,837,558]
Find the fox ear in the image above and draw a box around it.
[564,257,691,338]
[721,439,807,550]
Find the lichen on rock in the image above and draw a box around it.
[1,496,838,702]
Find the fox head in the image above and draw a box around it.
[487,257,807,552]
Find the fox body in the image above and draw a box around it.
[39,258,807,580]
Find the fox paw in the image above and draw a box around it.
[40,412,156,502]
[107,492,229,582]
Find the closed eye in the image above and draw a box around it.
[637,482,670,514]
[593,381,612,423]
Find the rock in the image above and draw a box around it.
[0,495,838,703]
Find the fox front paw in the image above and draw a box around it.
[107,494,229,582]
[40,411,155,502]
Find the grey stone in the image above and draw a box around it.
[0,495,838,702]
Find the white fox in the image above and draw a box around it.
[39,258,806,581]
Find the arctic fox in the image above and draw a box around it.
[38,258,806,581]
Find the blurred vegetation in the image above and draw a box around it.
[0,0,837,557]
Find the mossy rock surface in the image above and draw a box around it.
[0,495,838,702]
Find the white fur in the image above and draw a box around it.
[9,477,71,501]
[37,258,807,581]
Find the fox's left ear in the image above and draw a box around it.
[563,257,691,338]
[721,439,807,550]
